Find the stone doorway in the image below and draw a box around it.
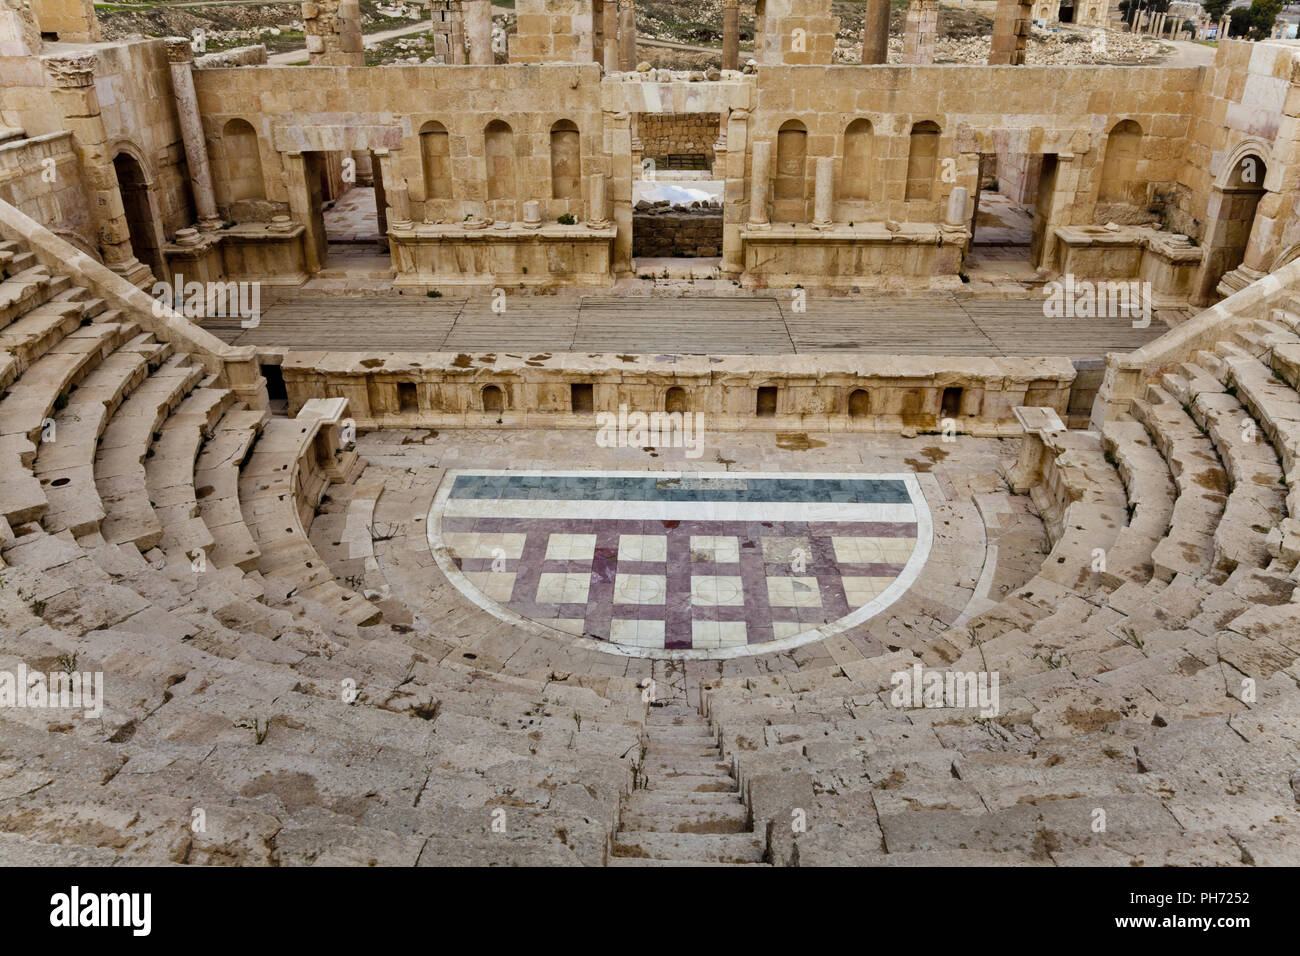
[1199,153,1268,301]
[317,150,393,279]
[965,151,1041,283]
[112,151,166,282]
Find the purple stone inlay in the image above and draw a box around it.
[436,513,919,650]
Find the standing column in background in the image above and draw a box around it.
[988,0,1032,65]
[722,0,740,71]
[861,0,890,63]
[619,0,637,70]
[466,0,493,63]
[165,38,222,231]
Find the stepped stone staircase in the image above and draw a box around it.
[612,704,766,866]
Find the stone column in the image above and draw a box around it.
[861,0,890,64]
[42,52,152,287]
[902,0,937,64]
[988,0,1032,65]
[720,109,748,276]
[607,110,634,276]
[603,0,619,69]
[466,0,493,64]
[618,0,637,71]
[748,140,772,227]
[164,39,222,232]
[722,0,740,71]
[945,185,969,225]
[373,148,410,227]
[812,156,833,228]
[587,171,610,226]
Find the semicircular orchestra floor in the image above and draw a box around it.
[311,429,1048,665]
[428,469,932,657]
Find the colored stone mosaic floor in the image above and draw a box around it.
[427,470,932,657]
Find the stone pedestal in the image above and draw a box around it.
[42,51,152,288]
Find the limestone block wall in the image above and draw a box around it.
[1181,40,1300,281]
[0,39,195,243]
[510,0,596,64]
[192,64,605,225]
[633,204,722,257]
[746,65,1201,229]
[280,351,1077,436]
[638,113,720,168]
[0,132,93,253]
[752,0,840,67]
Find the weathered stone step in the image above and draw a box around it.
[619,800,748,834]
[642,771,738,793]
[611,831,764,863]
[0,266,52,328]
[643,755,731,775]
[607,857,769,866]
[195,404,268,572]
[97,356,206,551]
[621,789,747,809]
[36,349,151,538]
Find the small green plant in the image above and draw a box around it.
[573,711,582,732]
[427,289,442,298]
[30,598,47,616]
[236,717,269,744]
[557,213,576,225]
[55,651,77,674]
[53,393,69,411]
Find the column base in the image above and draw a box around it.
[1215,265,1265,299]
[109,258,156,289]
[197,216,224,232]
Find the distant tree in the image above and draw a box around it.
[1227,0,1284,37]
[1201,0,1234,20]
[1118,0,1171,27]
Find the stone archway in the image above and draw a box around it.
[111,147,166,282]
[1196,141,1270,303]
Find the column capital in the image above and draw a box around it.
[165,36,196,63]
[43,51,98,88]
